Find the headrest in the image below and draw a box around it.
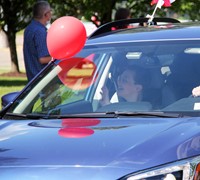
[148,67,164,89]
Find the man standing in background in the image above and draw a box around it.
[23,1,52,81]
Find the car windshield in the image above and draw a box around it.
[6,39,200,117]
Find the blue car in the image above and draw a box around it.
[1,17,200,179]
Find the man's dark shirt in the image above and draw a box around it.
[23,19,50,81]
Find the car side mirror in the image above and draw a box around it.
[1,91,19,109]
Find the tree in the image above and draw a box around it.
[0,0,34,73]
[0,0,200,74]
[80,0,118,25]
[126,0,200,21]
[172,0,200,21]
[50,0,200,27]
[49,0,119,26]
[0,0,118,74]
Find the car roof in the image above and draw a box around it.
[86,18,200,45]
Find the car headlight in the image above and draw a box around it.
[121,156,200,180]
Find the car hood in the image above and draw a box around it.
[1,117,200,179]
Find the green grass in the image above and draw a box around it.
[16,29,24,36]
[0,75,27,110]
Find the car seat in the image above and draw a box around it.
[162,53,200,107]
[142,66,164,109]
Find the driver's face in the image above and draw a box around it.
[117,69,137,98]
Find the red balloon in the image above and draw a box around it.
[58,127,94,138]
[58,118,100,138]
[47,16,87,60]
[61,118,101,127]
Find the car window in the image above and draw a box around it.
[6,39,200,116]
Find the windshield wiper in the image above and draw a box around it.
[105,111,183,118]
[37,113,117,119]
[3,111,183,120]
[4,112,115,119]
[42,111,183,119]
[4,112,44,120]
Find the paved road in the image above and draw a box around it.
[0,34,25,72]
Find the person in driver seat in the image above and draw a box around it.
[100,65,148,106]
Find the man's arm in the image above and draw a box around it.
[39,56,52,64]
